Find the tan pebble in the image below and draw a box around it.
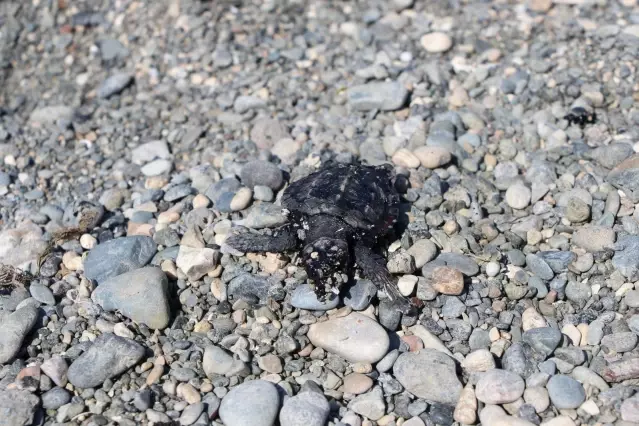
[577,323,589,346]
[127,222,153,237]
[454,385,478,425]
[158,211,180,224]
[146,363,164,385]
[342,373,374,395]
[522,307,548,331]
[192,194,210,209]
[298,344,314,357]
[135,201,158,213]
[484,48,502,62]
[200,382,213,393]
[420,32,453,53]
[211,279,227,302]
[443,220,458,235]
[431,266,464,295]
[561,324,581,346]
[540,416,575,426]
[449,86,469,108]
[527,0,553,12]
[232,310,245,324]
[489,327,500,342]
[230,187,253,211]
[62,252,82,271]
[398,275,418,296]
[193,320,212,333]
[352,362,373,374]
[161,260,178,279]
[145,176,168,189]
[461,349,496,372]
[377,414,396,426]
[413,146,451,169]
[139,361,153,373]
[79,234,97,250]
[177,382,201,404]
[392,148,421,169]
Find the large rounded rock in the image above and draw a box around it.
[84,236,157,283]
[279,390,330,426]
[393,349,462,405]
[476,369,525,404]
[67,333,145,389]
[307,313,389,363]
[0,305,39,364]
[219,380,280,426]
[240,160,284,190]
[92,266,171,329]
[546,375,585,409]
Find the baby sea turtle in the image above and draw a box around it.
[224,162,416,313]
[564,106,596,128]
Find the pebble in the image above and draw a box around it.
[522,327,561,359]
[420,32,453,53]
[40,355,68,387]
[486,261,500,277]
[343,373,374,395]
[97,72,133,98]
[291,284,340,310]
[621,394,639,422]
[413,146,451,169]
[92,266,171,329]
[347,81,409,111]
[393,349,462,405]
[571,225,616,252]
[506,183,532,209]
[546,375,586,409]
[522,307,548,331]
[612,235,639,281]
[203,345,244,377]
[176,246,220,281]
[407,239,438,268]
[240,160,284,190]
[180,402,205,425]
[479,405,535,426]
[280,390,330,426]
[41,387,71,410]
[601,331,638,352]
[219,380,280,426]
[84,236,157,283]
[131,140,171,165]
[476,369,525,404]
[0,305,38,364]
[0,389,40,426]
[67,333,145,388]
[524,387,550,413]
[344,279,377,311]
[308,312,389,363]
[462,349,496,372]
[430,266,464,295]
[29,282,55,305]
[348,386,386,421]
[526,254,554,280]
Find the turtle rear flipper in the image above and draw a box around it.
[224,225,298,253]
[354,242,417,315]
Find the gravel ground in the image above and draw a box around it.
[1,0,639,425]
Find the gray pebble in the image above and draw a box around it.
[546,374,586,409]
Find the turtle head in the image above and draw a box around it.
[302,237,350,300]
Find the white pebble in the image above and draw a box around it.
[80,234,97,250]
[486,262,500,277]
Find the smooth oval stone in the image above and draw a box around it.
[476,369,525,404]
[92,266,171,329]
[522,327,562,359]
[393,349,462,405]
[546,375,586,409]
[307,313,390,363]
[279,390,330,426]
[67,333,145,389]
[219,380,280,426]
[0,305,39,364]
[291,284,339,311]
[84,236,157,283]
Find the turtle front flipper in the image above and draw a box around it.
[224,224,298,253]
[354,242,417,315]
